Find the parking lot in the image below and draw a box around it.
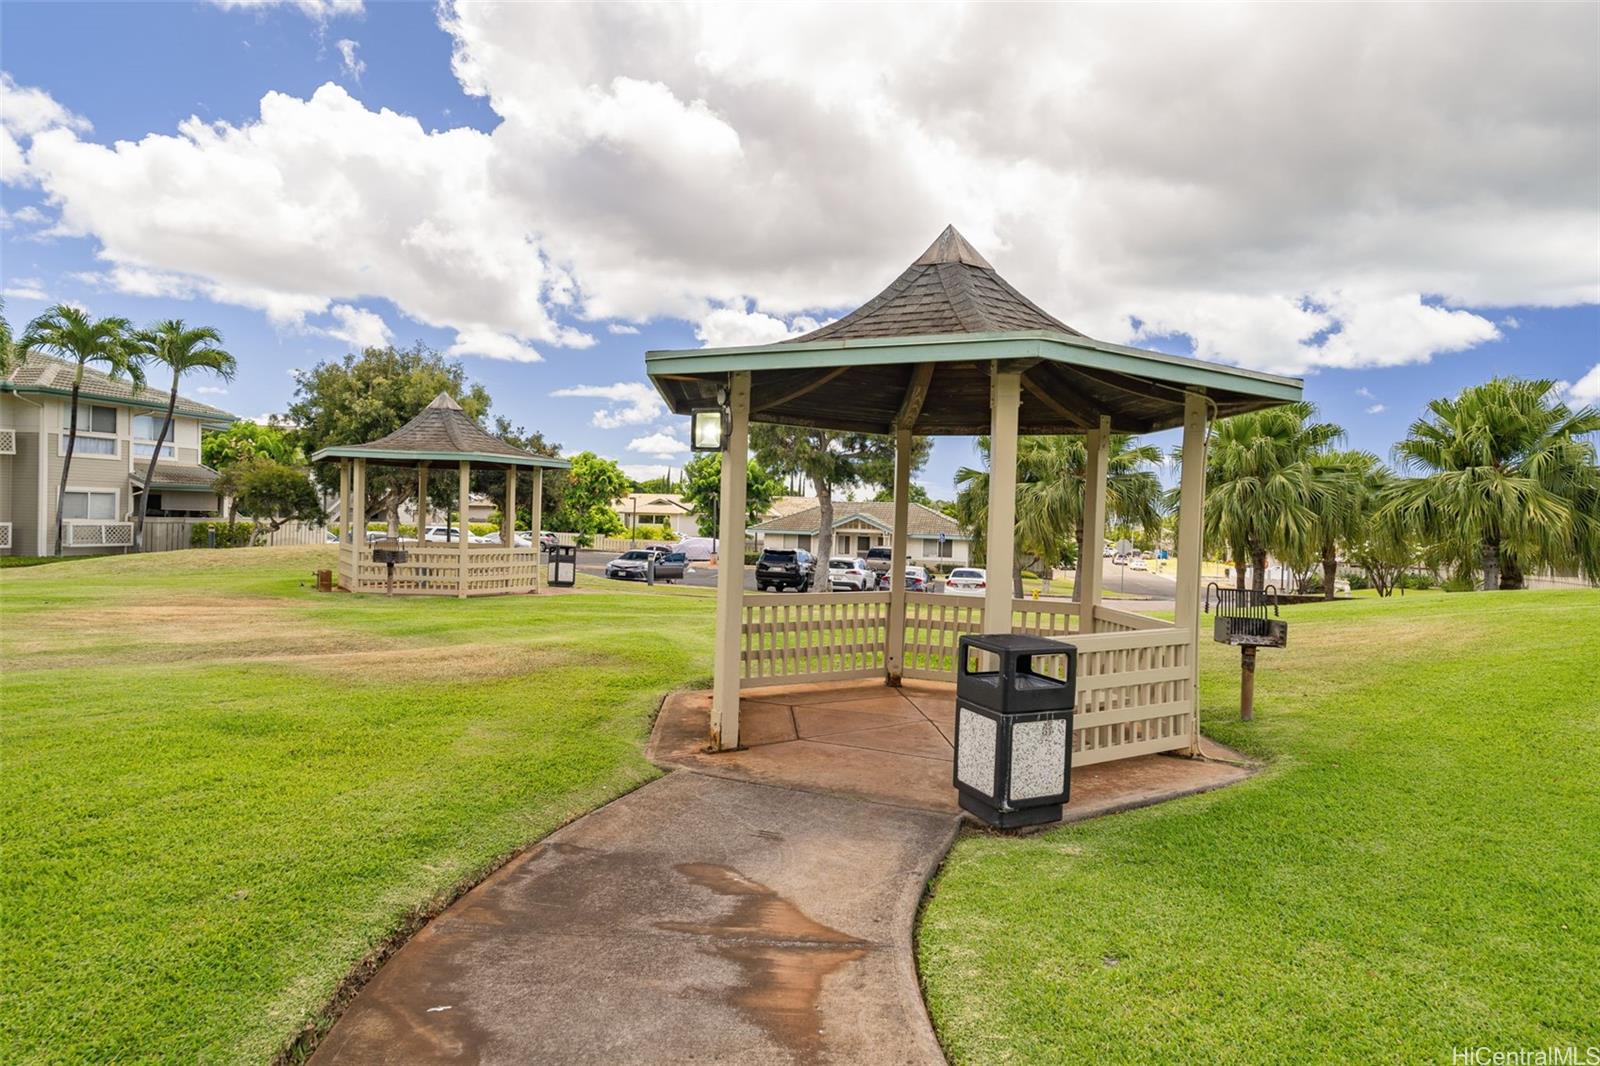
[575,550,1178,600]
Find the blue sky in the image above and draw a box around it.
[3,2,1596,497]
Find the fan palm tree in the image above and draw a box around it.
[130,320,237,551]
[955,433,1162,597]
[1384,378,1600,590]
[1295,449,1380,599]
[0,298,16,377]
[20,305,141,556]
[1198,401,1344,592]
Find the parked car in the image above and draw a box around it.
[1102,545,1115,557]
[653,552,689,582]
[755,548,815,592]
[676,536,717,561]
[365,531,417,545]
[1129,556,1149,571]
[945,567,987,595]
[864,546,895,575]
[539,531,560,550]
[605,549,655,580]
[905,566,931,591]
[423,525,485,544]
[481,530,535,548]
[638,544,673,560]
[827,557,874,591]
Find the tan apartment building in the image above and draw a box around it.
[750,500,973,566]
[1,353,236,555]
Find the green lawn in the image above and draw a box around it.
[0,547,714,1064]
[918,588,1600,1062]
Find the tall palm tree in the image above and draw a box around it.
[1198,401,1344,592]
[1385,378,1600,590]
[20,306,141,556]
[955,433,1162,597]
[130,320,237,551]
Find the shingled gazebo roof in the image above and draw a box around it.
[789,226,1082,342]
[310,393,570,469]
[647,225,1301,435]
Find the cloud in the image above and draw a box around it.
[447,328,542,363]
[626,429,688,458]
[1,73,91,186]
[193,385,230,396]
[551,381,664,428]
[208,0,363,22]
[1500,315,1521,329]
[323,303,391,348]
[1565,364,1600,405]
[1,279,47,301]
[12,4,1600,377]
[606,322,640,334]
[695,306,818,348]
[619,463,670,482]
[1356,387,1376,400]
[336,39,365,82]
[1365,404,1387,414]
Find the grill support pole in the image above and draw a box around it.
[1240,645,1257,722]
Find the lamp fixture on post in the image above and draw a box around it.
[690,386,731,452]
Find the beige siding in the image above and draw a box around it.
[5,430,42,555]
[48,432,131,555]
[153,490,218,512]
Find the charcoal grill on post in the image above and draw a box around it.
[1205,583,1287,721]
[371,546,410,597]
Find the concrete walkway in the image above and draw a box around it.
[312,680,1253,1064]
[310,771,957,1065]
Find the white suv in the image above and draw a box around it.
[828,557,874,591]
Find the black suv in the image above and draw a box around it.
[756,548,815,592]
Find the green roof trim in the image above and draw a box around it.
[309,446,571,469]
[646,329,1301,403]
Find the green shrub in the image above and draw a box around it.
[190,522,257,548]
[629,523,676,541]
[744,551,760,565]
[1441,573,1478,592]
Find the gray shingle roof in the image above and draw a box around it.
[310,393,570,468]
[3,352,237,423]
[751,500,967,538]
[131,462,221,490]
[787,225,1083,343]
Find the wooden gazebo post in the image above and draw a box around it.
[1077,416,1110,624]
[531,467,543,593]
[338,459,351,589]
[983,366,1021,633]
[457,460,470,599]
[710,371,751,751]
[353,457,366,590]
[1174,390,1209,753]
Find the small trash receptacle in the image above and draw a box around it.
[548,543,577,587]
[953,633,1077,829]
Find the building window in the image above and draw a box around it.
[61,435,117,455]
[62,489,119,520]
[65,404,117,434]
[131,414,176,458]
[796,534,811,551]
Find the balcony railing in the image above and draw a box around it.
[63,520,134,548]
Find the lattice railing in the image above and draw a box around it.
[63,520,133,547]
[0,428,16,455]
[0,522,11,551]
[740,591,891,685]
[347,546,540,595]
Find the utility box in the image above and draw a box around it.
[953,633,1078,829]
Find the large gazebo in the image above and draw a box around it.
[312,393,570,597]
[647,226,1302,757]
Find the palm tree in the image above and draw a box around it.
[1198,402,1344,592]
[20,305,141,556]
[130,320,237,551]
[955,433,1162,597]
[1296,449,1380,600]
[0,298,16,377]
[1385,378,1600,590]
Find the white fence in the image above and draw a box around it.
[338,545,540,596]
[739,590,1195,766]
[140,518,330,552]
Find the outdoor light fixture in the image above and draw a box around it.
[690,386,731,452]
[952,633,1078,829]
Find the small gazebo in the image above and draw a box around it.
[311,393,570,597]
[647,226,1303,756]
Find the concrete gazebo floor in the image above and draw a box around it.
[649,679,1255,824]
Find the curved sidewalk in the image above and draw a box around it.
[309,770,958,1065]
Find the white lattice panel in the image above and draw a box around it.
[64,521,133,547]
[0,428,16,455]
[0,522,11,550]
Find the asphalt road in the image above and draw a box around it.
[576,550,1179,599]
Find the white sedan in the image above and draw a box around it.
[422,525,487,544]
[480,530,535,548]
[944,567,987,595]
[1129,556,1149,571]
[828,557,874,591]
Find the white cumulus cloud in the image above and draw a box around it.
[606,322,640,334]
[323,303,391,349]
[447,328,542,363]
[1365,404,1387,415]
[208,0,363,22]
[626,430,688,459]
[1565,364,1600,406]
[695,306,818,348]
[336,39,365,82]
[551,381,664,428]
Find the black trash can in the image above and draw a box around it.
[952,633,1077,828]
[548,543,577,587]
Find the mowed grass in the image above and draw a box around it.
[0,547,714,1064]
[919,589,1600,1063]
